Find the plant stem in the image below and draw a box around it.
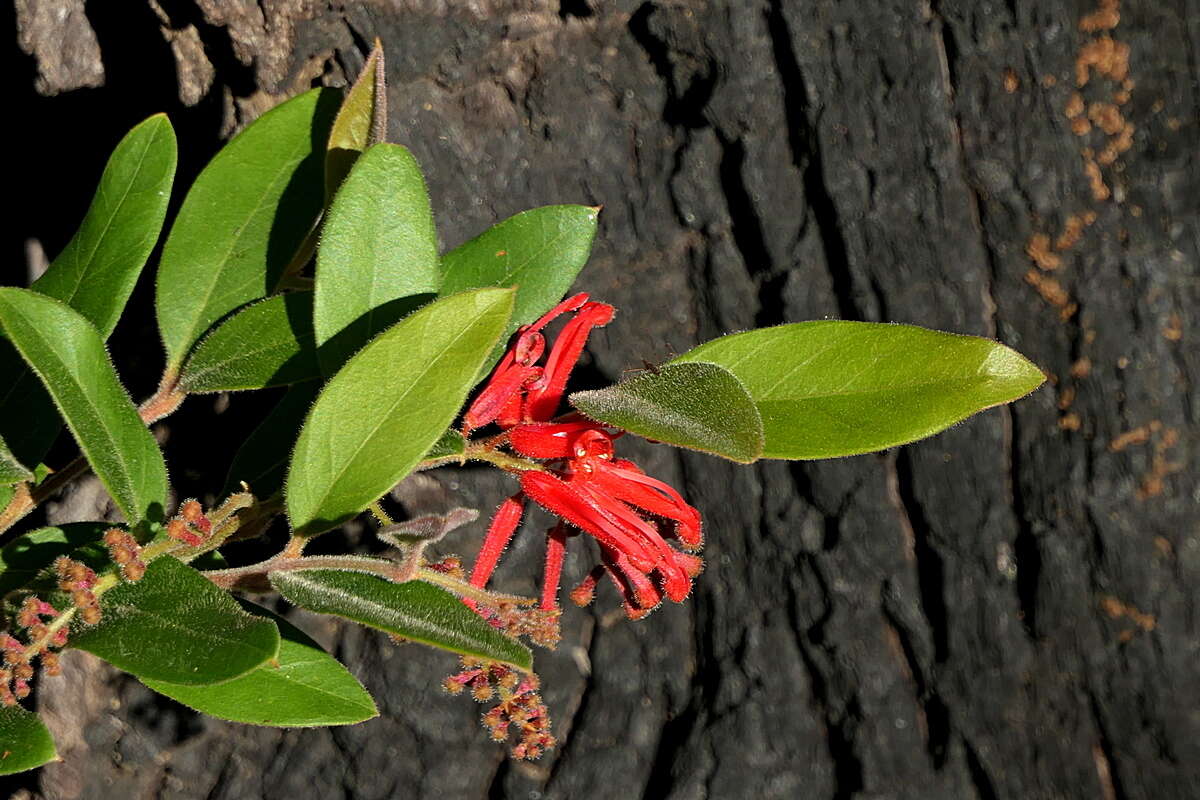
[0,456,91,541]
[368,500,394,527]
[461,444,545,474]
[139,372,186,424]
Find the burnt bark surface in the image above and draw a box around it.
[4,1,1198,798]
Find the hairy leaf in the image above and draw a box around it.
[326,39,387,198]
[314,143,440,373]
[571,362,764,462]
[673,321,1046,459]
[32,114,177,339]
[272,569,532,670]
[0,433,33,484]
[439,205,599,355]
[156,89,338,371]
[0,289,167,523]
[0,706,57,776]
[287,289,513,537]
[143,601,377,727]
[71,557,280,685]
[224,382,319,498]
[179,292,319,393]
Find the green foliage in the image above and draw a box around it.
[0,706,56,775]
[287,289,513,537]
[0,523,108,597]
[0,117,176,470]
[325,39,387,198]
[155,89,338,372]
[314,143,440,373]
[571,362,765,463]
[142,601,377,727]
[0,289,167,524]
[32,114,177,339]
[0,435,33,485]
[271,569,532,670]
[673,321,1046,459]
[71,557,280,685]
[440,205,599,356]
[224,382,319,498]
[0,46,1048,774]
[179,292,319,393]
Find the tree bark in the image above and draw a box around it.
[6,1,1197,798]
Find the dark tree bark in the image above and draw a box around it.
[5,1,1197,798]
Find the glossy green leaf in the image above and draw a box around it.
[224,382,318,498]
[0,706,57,775]
[570,362,764,463]
[0,484,13,513]
[178,292,318,393]
[142,601,377,727]
[71,556,280,685]
[326,39,387,199]
[156,89,339,371]
[0,433,32,484]
[314,143,440,373]
[673,321,1047,459]
[271,569,532,670]
[439,205,599,352]
[287,289,513,537]
[32,114,177,339]
[0,523,108,597]
[0,289,167,523]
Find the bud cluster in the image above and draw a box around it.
[103,528,146,582]
[480,603,562,649]
[55,556,101,625]
[166,499,213,547]
[443,658,555,759]
[0,528,148,707]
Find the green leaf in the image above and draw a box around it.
[287,289,514,537]
[32,114,177,339]
[570,362,764,463]
[0,119,178,470]
[326,39,387,199]
[224,382,319,498]
[0,433,33,484]
[0,289,167,523]
[0,485,13,513]
[314,143,440,373]
[0,706,57,775]
[271,569,532,670]
[178,292,319,393]
[142,600,377,727]
[0,344,60,471]
[156,89,339,372]
[422,429,466,462]
[0,523,109,597]
[439,205,599,353]
[673,321,1047,459]
[71,556,280,685]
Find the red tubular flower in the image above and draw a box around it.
[462,294,703,622]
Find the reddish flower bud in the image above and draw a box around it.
[180,499,204,522]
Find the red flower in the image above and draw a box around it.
[463,295,702,621]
